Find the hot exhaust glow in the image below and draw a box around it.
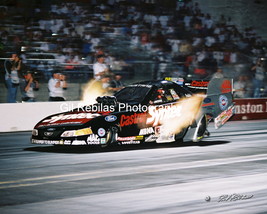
[148,94,205,135]
[81,80,110,105]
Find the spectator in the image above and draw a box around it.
[251,58,266,98]
[153,51,169,79]
[110,74,124,93]
[4,56,19,103]
[243,75,253,98]
[233,75,247,98]
[93,54,110,80]
[22,71,38,102]
[48,71,67,101]
[65,54,79,70]
[4,53,25,103]
[211,67,224,79]
[204,14,214,32]
[11,53,24,81]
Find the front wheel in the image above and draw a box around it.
[101,126,118,148]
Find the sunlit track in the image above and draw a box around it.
[0,120,267,214]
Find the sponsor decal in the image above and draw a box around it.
[189,80,209,88]
[100,138,106,145]
[155,126,161,136]
[164,77,184,86]
[87,134,100,145]
[120,112,147,127]
[121,141,141,145]
[117,136,143,141]
[202,102,215,107]
[117,136,136,141]
[63,140,72,145]
[43,113,101,123]
[166,95,173,101]
[215,105,235,129]
[234,101,266,114]
[156,132,175,143]
[97,128,106,137]
[154,126,175,143]
[221,79,232,93]
[170,89,180,99]
[219,95,228,111]
[105,115,117,122]
[135,136,144,140]
[71,140,86,145]
[147,105,182,127]
[128,84,152,88]
[145,135,158,142]
[32,139,61,145]
[139,127,154,135]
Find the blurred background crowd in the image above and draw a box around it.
[0,0,267,102]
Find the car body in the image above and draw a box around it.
[31,78,234,146]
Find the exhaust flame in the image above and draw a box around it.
[81,80,110,105]
[160,94,205,135]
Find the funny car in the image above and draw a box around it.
[31,78,234,146]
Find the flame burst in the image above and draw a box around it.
[81,79,110,105]
[160,94,205,135]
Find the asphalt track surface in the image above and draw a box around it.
[0,120,267,214]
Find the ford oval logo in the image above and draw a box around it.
[44,132,53,137]
[204,97,211,103]
[105,115,117,122]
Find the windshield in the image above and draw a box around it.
[115,85,152,104]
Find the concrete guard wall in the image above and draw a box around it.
[0,101,81,132]
[0,98,267,132]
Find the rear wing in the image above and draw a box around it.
[165,77,235,129]
[202,78,235,129]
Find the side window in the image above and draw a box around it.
[151,88,172,104]
[169,88,180,100]
[172,84,192,98]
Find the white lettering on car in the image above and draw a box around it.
[146,105,182,127]
[43,113,101,123]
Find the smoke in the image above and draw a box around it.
[81,79,109,105]
[155,94,205,135]
[81,79,204,137]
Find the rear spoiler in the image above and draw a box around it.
[165,77,235,129]
[202,78,235,129]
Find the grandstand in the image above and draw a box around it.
[1,0,266,102]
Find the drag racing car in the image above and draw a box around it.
[31,78,234,146]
